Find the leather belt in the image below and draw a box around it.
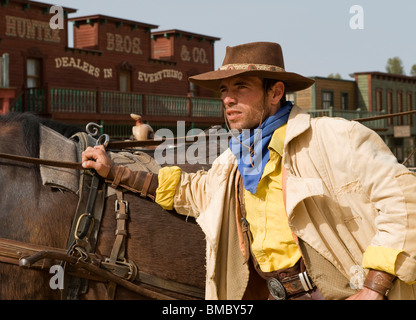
[267,270,315,300]
[253,258,316,300]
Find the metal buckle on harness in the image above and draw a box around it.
[115,199,129,213]
[103,258,138,281]
[74,213,95,242]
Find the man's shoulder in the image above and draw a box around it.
[212,148,236,165]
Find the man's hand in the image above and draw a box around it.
[81,145,113,178]
[346,287,385,300]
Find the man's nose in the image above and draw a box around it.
[222,94,237,107]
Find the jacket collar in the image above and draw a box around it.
[283,105,311,155]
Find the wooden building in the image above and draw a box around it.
[292,76,356,111]
[355,71,416,164]
[290,73,416,166]
[0,0,223,137]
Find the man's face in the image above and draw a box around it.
[219,76,279,131]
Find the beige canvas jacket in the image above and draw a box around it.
[171,106,416,300]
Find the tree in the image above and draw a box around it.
[386,57,405,75]
[328,73,342,79]
[411,64,416,77]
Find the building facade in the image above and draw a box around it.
[293,76,356,112]
[0,0,222,137]
[290,73,416,166]
[355,72,416,165]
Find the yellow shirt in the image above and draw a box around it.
[244,124,301,272]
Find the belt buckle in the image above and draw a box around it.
[267,278,287,300]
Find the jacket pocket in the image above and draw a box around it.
[335,180,376,245]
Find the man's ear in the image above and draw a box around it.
[270,81,285,105]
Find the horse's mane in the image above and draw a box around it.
[0,112,84,158]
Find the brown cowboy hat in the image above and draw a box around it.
[189,42,314,92]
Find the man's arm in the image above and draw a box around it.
[347,122,415,298]
[81,145,158,200]
[82,145,230,219]
[347,270,396,300]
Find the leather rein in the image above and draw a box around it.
[0,152,83,170]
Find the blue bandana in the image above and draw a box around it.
[229,102,292,194]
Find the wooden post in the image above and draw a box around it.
[45,82,50,114]
[96,87,101,114]
[142,93,147,116]
[187,94,192,118]
[0,88,15,114]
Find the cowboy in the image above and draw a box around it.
[82,42,416,300]
[130,113,154,141]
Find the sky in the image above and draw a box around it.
[55,0,416,80]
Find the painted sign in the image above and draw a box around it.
[394,126,411,138]
[138,69,183,83]
[180,45,209,64]
[106,33,143,55]
[5,15,61,43]
[53,58,183,82]
[55,57,100,78]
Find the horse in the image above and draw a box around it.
[0,112,210,300]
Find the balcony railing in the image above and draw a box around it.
[306,107,388,130]
[11,87,399,133]
[101,91,143,114]
[51,88,96,113]
[146,94,188,116]
[11,87,225,120]
[11,87,46,113]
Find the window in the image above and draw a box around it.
[119,70,131,92]
[376,89,383,112]
[26,58,41,88]
[322,91,333,109]
[341,92,349,110]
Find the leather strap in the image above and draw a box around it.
[106,190,134,299]
[106,165,158,201]
[140,173,153,198]
[0,152,83,170]
[111,166,126,189]
[363,270,396,297]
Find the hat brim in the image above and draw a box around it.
[189,69,314,92]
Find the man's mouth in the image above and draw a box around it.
[226,110,242,121]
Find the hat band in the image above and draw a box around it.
[219,63,285,72]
